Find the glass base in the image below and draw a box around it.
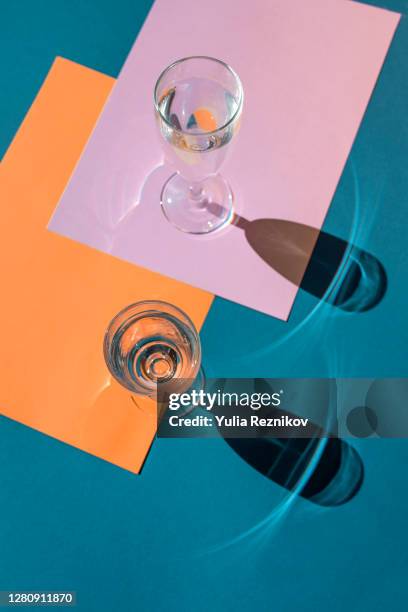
[160,173,234,234]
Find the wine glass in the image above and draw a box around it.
[103,300,201,398]
[154,56,243,234]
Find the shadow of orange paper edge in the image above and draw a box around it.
[0,57,213,474]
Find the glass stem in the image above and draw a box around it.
[189,182,206,208]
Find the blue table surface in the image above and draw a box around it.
[1,1,408,610]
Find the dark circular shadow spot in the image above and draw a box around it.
[346,405,378,438]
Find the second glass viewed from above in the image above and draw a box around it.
[154,56,243,234]
[103,300,201,397]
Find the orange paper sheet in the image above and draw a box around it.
[0,57,213,473]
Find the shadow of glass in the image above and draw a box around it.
[233,215,386,312]
[216,379,364,507]
[225,436,364,507]
[113,166,385,312]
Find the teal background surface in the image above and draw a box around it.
[1,1,408,610]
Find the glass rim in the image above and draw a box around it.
[104,299,199,340]
[153,55,244,137]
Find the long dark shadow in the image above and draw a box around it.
[224,435,364,507]
[215,379,364,507]
[233,215,386,312]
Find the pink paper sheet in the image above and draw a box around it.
[49,0,400,319]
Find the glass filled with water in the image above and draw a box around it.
[154,56,243,234]
[103,300,201,397]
